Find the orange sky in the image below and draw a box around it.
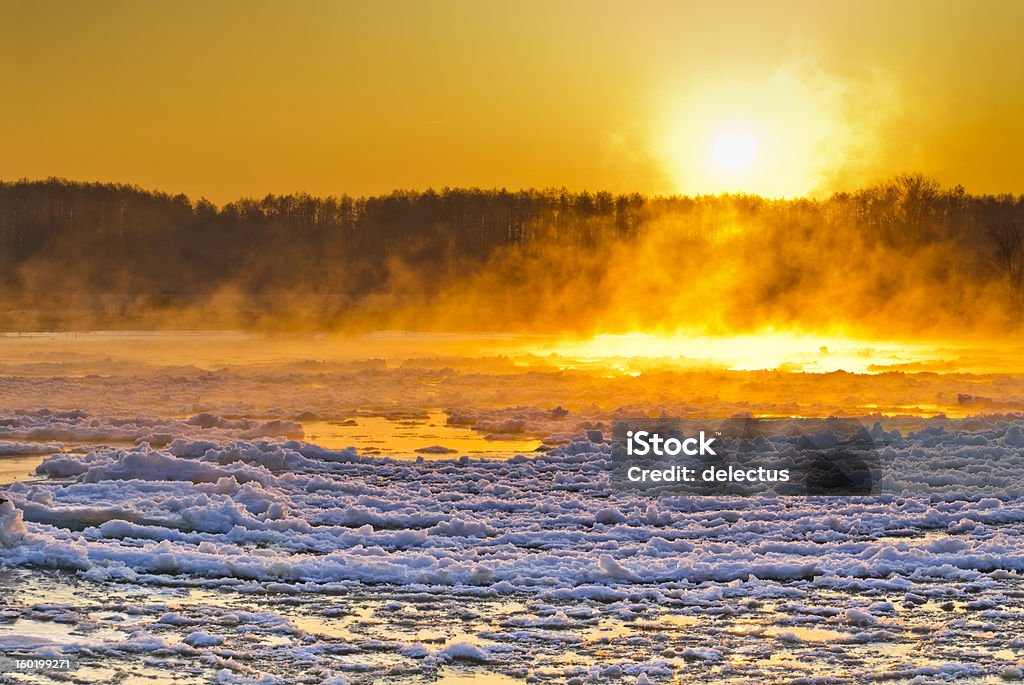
[2,0,1023,203]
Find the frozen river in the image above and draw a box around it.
[2,332,1024,683]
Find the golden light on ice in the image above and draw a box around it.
[711,130,758,173]
[534,332,950,375]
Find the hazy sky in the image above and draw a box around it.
[3,0,1023,202]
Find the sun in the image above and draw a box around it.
[711,129,758,173]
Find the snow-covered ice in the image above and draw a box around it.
[3,409,1024,682]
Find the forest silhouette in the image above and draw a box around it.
[1,176,1022,334]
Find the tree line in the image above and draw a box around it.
[0,175,1021,331]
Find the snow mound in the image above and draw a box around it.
[183,631,226,647]
[437,641,494,662]
[0,498,27,546]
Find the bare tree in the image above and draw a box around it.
[987,219,1024,301]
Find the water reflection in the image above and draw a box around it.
[303,411,541,458]
[0,455,48,484]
